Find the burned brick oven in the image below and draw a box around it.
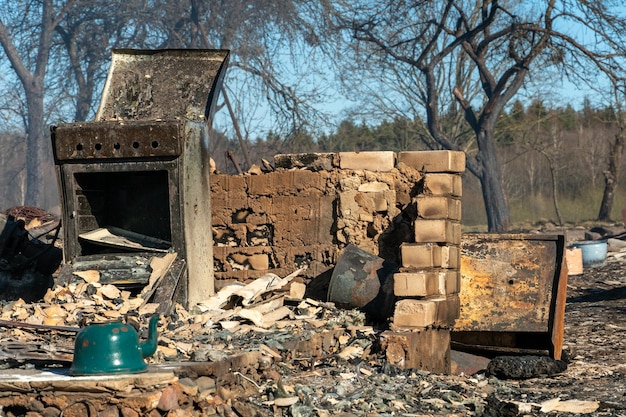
[51,49,229,308]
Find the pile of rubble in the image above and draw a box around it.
[0,210,625,416]
[0,264,372,360]
[0,259,623,416]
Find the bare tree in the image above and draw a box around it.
[598,91,626,221]
[140,0,332,169]
[315,0,626,231]
[0,0,331,209]
[0,0,79,208]
[538,126,566,226]
[55,1,332,170]
[54,2,153,122]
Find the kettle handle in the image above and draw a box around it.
[140,314,160,357]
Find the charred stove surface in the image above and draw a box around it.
[454,233,567,360]
[51,121,182,160]
[96,49,229,123]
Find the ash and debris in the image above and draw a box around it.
[0,214,625,416]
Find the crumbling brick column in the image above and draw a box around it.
[381,150,465,373]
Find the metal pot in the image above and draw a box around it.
[571,240,608,267]
[70,315,159,375]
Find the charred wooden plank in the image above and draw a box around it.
[152,259,187,316]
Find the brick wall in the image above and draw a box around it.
[210,150,465,371]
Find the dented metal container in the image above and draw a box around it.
[327,244,397,321]
[572,240,608,267]
[51,49,229,307]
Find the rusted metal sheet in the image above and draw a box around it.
[453,234,567,359]
[51,121,183,161]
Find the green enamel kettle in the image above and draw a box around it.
[70,315,159,375]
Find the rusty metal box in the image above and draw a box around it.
[454,234,568,360]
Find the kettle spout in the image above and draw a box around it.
[141,315,160,357]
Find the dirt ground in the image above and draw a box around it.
[252,252,626,417]
[479,258,626,416]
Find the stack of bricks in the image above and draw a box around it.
[381,150,465,373]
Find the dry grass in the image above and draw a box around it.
[462,187,626,229]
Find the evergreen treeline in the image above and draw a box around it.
[212,99,625,225]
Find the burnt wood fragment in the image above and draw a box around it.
[487,355,568,379]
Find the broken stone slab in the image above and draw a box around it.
[450,349,491,375]
[357,181,390,192]
[422,173,463,196]
[391,299,437,328]
[381,328,451,373]
[416,195,462,220]
[0,368,177,393]
[398,150,466,173]
[274,153,335,171]
[400,243,459,269]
